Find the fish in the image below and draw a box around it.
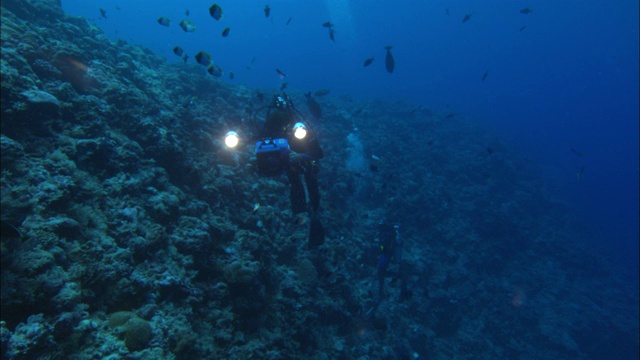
[195,51,212,66]
[181,96,197,108]
[445,8,450,16]
[286,17,292,25]
[179,19,196,32]
[363,57,374,67]
[276,68,286,78]
[264,5,271,17]
[221,27,230,37]
[208,65,223,77]
[576,166,585,178]
[256,92,265,103]
[462,13,472,22]
[99,8,107,19]
[209,4,223,20]
[486,147,494,154]
[182,54,188,63]
[519,25,527,32]
[322,21,333,28]
[384,46,395,73]
[329,28,335,42]
[314,89,330,97]
[482,70,489,81]
[520,8,533,14]
[157,17,170,26]
[252,203,260,214]
[280,82,287,91]
[173,46,184,57]
[185,9,190,16]
[229,71,234,80]
[570,148,584,157]
[305,92,322,118]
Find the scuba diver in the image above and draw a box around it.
[365,220,412,318]
[254,93,325,246]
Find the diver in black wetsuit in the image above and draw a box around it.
[256,94,325,246]
[366,220,412,318]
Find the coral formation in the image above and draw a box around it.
[0,0,637,359]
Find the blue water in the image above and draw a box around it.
[61,0,638,275]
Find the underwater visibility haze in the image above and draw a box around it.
[1,0,638,358]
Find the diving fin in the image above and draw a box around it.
[308,217,325,247]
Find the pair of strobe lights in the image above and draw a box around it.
[224,122,308,148]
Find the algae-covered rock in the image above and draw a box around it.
[108,311,152,352]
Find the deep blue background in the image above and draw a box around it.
[61,0,639,277]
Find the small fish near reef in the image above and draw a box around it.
[314,89,330,97]
[157,17,170,27]
[384,46,395,73]
[195,51,212,66]
[99,8,107,19]
[520,8,533,14]
[322,21,333,28]
[229,71,234,80]
[462,13,472,22]
[276,68,287,78]
[328,28,335,42]
[182,54,188,63]
[221,27,230,37]
[209,4,223,20]
[179,19,196,32]
[280,82,287,91]
[363,57,374,67]
[173,46,184,57]
[208,65,223,77]
[264,5,271,18]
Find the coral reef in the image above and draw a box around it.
[0,0,637,359]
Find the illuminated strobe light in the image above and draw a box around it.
[225,131,239,148]
[293,122,307,139]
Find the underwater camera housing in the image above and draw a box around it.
[255,138,290,176]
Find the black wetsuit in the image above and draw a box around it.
[261,108,323,215]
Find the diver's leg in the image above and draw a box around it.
[304,164,320,214]
[287,168,306,214]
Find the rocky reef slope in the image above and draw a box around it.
[1,0,637,359]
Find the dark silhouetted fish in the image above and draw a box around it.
[256,91,265,103]
[264,5,271,17]
[182,54,188,63]
[519,25,527,32]
[445,8,450,16]
[305,92,322,118]
[329,28,335,42]
[173,46,184,56]
[195,51,212,66]
[570,148,584,157]
[185,9,190,16]
[482,70,489,81]
[384,46,395,73]
[287,17,292,25]
[322,21,333,28]
[576,166,585,178]
[520,8,533,14]
[208,65,223,77]
[157,17,170,26]
[314,89,330,97]
[221,27,230,37]
[209,4,223,20]
[179,19,196,32]
[229,71,234,80]
[276,68,286,78]
[99,8,107,19]
[363,57,374,67]
[462,14,472,22]
[280,82,287,91]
